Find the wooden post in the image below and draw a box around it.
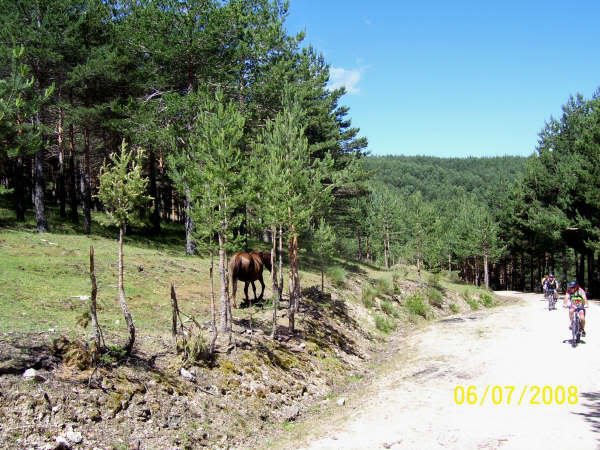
[170,283,178,347]
[89,246,103,350]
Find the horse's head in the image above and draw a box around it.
[259,251,272,272]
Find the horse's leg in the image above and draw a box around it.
[232,277,237,308]
[251,281,258,304]
[244,282,250,306]
[258,275,265,300]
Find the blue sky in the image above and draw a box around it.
[285,1,600,157]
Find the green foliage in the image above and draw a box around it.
[404,292,430,319]
[361,284,377,309]
[375,314,396,333]
[96,140,151,227]
[479,292,494,308]
[380,300,400,318]
[374,278,393,296]
[449,303,459,313]
[428,272,444,291]
[327,266,346,288]
[426,288,444,308]
[462,290,480,310]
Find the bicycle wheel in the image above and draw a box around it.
[572,315,580,347]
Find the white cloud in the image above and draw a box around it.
[329,67,362,95]
[364,17,373,26]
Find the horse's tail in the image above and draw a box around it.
[230,256,239,308]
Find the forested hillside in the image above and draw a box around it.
[365,155,526,203]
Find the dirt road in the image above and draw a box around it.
[303,292,600,449]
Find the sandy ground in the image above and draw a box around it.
[302,292,600,450]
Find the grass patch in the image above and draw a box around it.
[361,284,377,309]
[426,287,443,308]
[374,278,393,296]
[479,292,494,308]
[375,314,396,333]
[449,303,459,313]
[427,272,444,291]
[327,266,346,288]
[380,300,400,318]
[404,292,430,319]
[462,290,480,310]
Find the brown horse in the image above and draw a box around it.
[230,251,273,308]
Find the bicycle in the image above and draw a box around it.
[570,306,586,347]
[548,290,557,311]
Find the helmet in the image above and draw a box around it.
[549,273,555,278]
[567,280,578,289]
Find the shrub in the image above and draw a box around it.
[449,303,459,313]
[375,314,396,333]
[381,300,400,318]
[327,266,346,288]
[392,272,402,294]
[428,273,444,291]
[405,292,430,319]
[361,284,376,309]
[375,278,393,296]
[480,292,494,308]
[427,288,444,308]
[446,271,462,283]
[462,290,479,310]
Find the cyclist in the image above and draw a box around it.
[541,273,550,296]
[546,274,559,307]
[564,280,588,336]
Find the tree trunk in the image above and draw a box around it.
[587,251,593,297]
[118,225,135,354]
[293,234,300,312]
[271,226,278,339]
[278,225,283,295]
[89,246,103,350]
[185,187,196,255]
[83,127,92,234]
[57,108,66,218]
[579,252,585,288]
[148,150,160,235]
[14,156,25,221]
[562,249,568,291]
[288,234,295,335]
[358,232,363,261]
[520,251,524,291]
[448,254,452,273]
[484,250,489,289]
[68,119,78,223]
[34,146,48,233]
[218,231,230,332]
[209,254,218,354]
[383,227,389,270]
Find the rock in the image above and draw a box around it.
[180,367,196,381]
[87,408,101,422]
[281,405,300,421]
[336,398,346,406]
[299,342,306,349]
[52,405,62,414]
[55,436,72,449]
[22,368,46,382]
[66,430,83,444]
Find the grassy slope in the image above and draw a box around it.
[0,205,507,448]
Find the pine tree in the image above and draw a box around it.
[96,140,151,355]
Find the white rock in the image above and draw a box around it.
[55,436,72,449]
[180,367,196,381]
[336,397,346,406]
[66,430,83,444]
[22,368,45,381]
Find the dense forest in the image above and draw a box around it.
[2,0,600,336]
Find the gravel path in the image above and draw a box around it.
[303,292,600,450]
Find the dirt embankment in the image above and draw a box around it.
[0,274,501,449]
